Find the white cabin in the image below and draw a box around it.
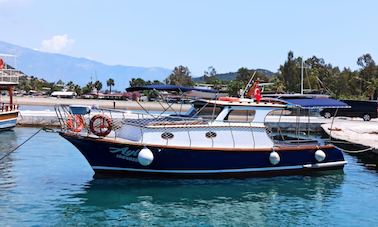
[116,99,286,149]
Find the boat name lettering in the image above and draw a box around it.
[109,147,140,162]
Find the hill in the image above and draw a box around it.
[0,41,172,90]
[193,68,276,83]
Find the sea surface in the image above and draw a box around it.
[0,128,377,226]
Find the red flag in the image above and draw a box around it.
[0,58,4,69]
[254,86,261,103]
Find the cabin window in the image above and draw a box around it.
[194,106,222,120]
[225,110,256,122]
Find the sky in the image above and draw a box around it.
[0,0,377,76]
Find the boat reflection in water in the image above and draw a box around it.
[66,173,344,225]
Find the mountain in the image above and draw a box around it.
[193,69,276,83]
[0,41,172,90]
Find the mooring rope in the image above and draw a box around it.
[0,127,44,162]
[333,144,375,154]
[323,139,376,154]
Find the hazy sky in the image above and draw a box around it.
[0,0,377,76]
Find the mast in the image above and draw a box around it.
[301,57,304,95]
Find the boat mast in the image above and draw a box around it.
[301,57,304,95]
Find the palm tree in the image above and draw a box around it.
[106,78,115,94]
[94,80,102,94]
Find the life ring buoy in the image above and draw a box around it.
[218,97,240,102]
[89,114,112,137]
[66,114,85,132]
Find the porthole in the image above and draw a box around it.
[205,131,217,139]
[161,132,174,139]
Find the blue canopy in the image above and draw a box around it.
[282,98,350,109]
[126,84,219,93]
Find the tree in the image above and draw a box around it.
[165,65,193,86]
[357,54,377,98]
[74,84,82,96]
[236,67,254,84]
[227,80,244,96]
[66,81,75,91]
[106,78,115,94]
[278,51,301,93]
[82,81,93,94]
[203,66,217,83]
[129,78,146,87]
[94,80,102,94]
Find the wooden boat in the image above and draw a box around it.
[0,54,19,130]
[56,85,348,177]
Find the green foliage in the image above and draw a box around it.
[129,78,146,87]
[276,51,378,100]
[106,78,115,93]
[279,51,301,93]
[165,65,194,86]
[82,82,93,94]
[227,80,244,96]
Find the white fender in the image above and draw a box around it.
[269,151,280,165]
[315,149,326,162]
[138,147,154,166]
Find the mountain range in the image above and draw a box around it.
[0,41,172,90]
[0,40,276,90]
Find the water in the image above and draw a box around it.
[0,128,377,226]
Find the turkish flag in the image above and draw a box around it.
[254,86,261,103]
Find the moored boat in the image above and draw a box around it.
[0,54,19,130]
[56,85,349,177]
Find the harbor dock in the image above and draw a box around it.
[322,119,378,152]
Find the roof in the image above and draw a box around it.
[51,91,76,96]
[126,84,218,93]
[282,98,350,109]
[193,97,349,109]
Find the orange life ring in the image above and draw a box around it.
[66,114,85,132]
[89,114,112,137]
[218,97,240,102]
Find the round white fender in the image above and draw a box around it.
[315,149,326,162]
[138,147,154,166]
[269,151,280,165]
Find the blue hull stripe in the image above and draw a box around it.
[92,161,347,174]
[0,119,17,129]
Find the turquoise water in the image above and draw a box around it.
[0,128,377,226]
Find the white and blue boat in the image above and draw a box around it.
[56,85,349,177]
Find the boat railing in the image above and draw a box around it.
[54,104,320,148]
[0,69,20,84]
[0,102,18,112]
[55,105,266,147]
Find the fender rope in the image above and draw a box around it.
[333,145,374,154]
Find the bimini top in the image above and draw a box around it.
[126,84,218,93]
[281,97,350,109]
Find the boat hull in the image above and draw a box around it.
[61,133,346,178]
[0,111,18,130]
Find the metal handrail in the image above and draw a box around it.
[54,104,320,148]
